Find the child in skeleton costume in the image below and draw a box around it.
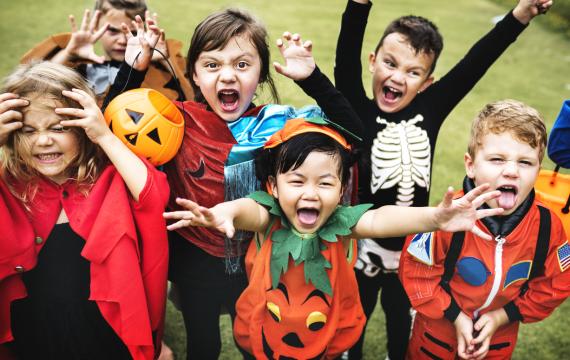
[20,0,192,106]
[400,100,570,359]
[334,1,553,358]
[164,118,504,359]
[105,10,365,359]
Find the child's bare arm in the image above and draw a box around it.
[163,197,271,237]
[51,9,109,65]
[512,0,552,24]
[57,89,147,201]
[351,184,503,239]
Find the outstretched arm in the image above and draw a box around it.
[51,9,109,65]
[274,31,364,142]
[163,197,271,237]
[56,89,147,200]
[352,184,503,239]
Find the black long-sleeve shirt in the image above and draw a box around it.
[335,1,526,250]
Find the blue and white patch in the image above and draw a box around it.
[503,261,532,289]
[407,232,434,266]
[456,257,490,286]
[557,242,570,272]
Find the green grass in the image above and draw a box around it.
[2,0,569,358]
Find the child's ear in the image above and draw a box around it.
[192,71,200,87]
[268,176,278,199]
[368,52,377,73]
[464,152,475,179]
[419,75,434,93]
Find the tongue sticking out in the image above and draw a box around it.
[497,190,516,210]
[385,90,397,101]
[297,209,319,226]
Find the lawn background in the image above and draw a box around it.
[1,0,569,358]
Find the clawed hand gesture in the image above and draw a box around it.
[62,9,109,64]
[273,32,316,81]
[0,93,28,146]
[163,198,237,238]
[56,89,112,145]
[434,184,504,240]
[122,15,163,71]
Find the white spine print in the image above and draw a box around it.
[370,115,431,206]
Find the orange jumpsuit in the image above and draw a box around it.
[400,196,570,359]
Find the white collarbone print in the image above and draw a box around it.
[370,115,430,206]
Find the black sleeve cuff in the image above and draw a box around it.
[295,66,325,94]
[444,296,461,322]
[503,301,523,322]
[345,0,372,23]
[102,62,147,111]
[501,10,528,33]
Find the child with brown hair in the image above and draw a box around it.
[163,118,503,359]
[335,1,553,357]
[20,0,191,105]
[400,99,570,359]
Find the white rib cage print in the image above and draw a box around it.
[370,115,431,206]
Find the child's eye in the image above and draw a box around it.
[21,127,36,135]
[383,60,395,68]
[236,61,248,69]
[50,125,69,133]
[490,158,504,163]
[205,63,218,70]
[519,160,533,166]
[107,28,121,35]
[320,182,333,187]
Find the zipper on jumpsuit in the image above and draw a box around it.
[474,235,506,319]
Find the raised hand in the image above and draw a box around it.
[58,9,109,64]
[513,0,553,24]
[433,184,504,239]
[0,93,29,146]
[273,32,316,81]
[146,11,169,62]
[163,198,237,238]
[122,15,163,71]
[55,88,112,144]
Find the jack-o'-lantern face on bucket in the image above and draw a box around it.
[257,264,331,359]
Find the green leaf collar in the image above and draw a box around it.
[247,191,372,295]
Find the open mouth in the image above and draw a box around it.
[297,208,320,227]
[496,185,518,210]
[262,327,326,360]
[382,86,402,103]
[35,153,62,163]
[218,89,239,112]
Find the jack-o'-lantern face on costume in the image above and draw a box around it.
[235,234,366,360]
[261,263,331,359]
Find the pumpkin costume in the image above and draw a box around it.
[234,192,369,360]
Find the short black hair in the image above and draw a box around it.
[255,132,353,189]
[376,15,443,75]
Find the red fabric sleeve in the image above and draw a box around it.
[399,231,454,320]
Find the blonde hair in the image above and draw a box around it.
[0,61,107,204]
[467,99,547,162]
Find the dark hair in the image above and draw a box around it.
[94,0,147,20]
[376,15,443,75]
[186,8,279,104]
[255,133,353,189]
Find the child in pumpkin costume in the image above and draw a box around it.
[164,118,504,359]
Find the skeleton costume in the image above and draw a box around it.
[335,1,528,358]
